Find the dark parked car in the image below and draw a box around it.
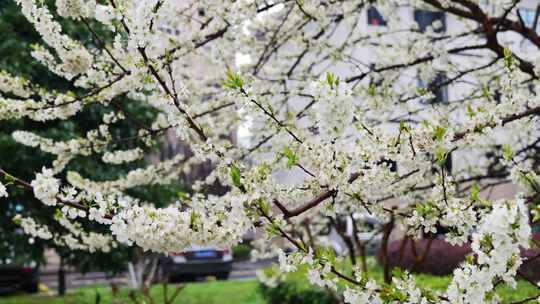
[160,247,233,282]
[0,264,39,294]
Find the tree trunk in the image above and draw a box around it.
[58,256,66,296]
[381,214,395,284]
[127,248,159,290]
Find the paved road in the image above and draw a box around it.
[229,258,274,280]
[40,259,275,290]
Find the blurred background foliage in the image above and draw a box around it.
[0,0,183,273]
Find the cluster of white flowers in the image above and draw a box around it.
[80,232,114,253]
[13,215,53,240]
[0,181,7,198]
[2,0,540,302]
[53,231,115,253]
[343,269,436,303]
[446,199,531,303]
[311,79,354,140]
[108,194,252,253]
[102,148,144,164]
[31,167,60,206]
[0,71,31,98]
[343,282,382,304]
[17,0,94,79]
[55,0,96,19]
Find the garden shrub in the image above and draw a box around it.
[232,244,251,261]
[259,278,336,304]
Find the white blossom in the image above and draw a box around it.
[13,215,53,240]
[102,148,144,164]
[0,182,7,198]
[31,167,60,206]
[55,0,96,19]
[2,1,539,302]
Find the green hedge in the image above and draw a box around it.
[259,281,335,304]
[259,258,540,304]
[258,266,336,304]
[232,244,251,261]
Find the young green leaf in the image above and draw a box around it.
[435,147,448,165]
[503,47,514,68]
[471,182,481,202]
[399,120,409,132]
[258,199,270,216]
[12,216,22,225]
[190,211,201,231]
[502,144,514,161]
[432,125,447,142]
[223,69,244,90]
[283,146,298,168]
[177,191,191,201]
[326,72,335,88]
[230,164,243,189]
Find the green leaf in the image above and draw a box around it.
[267,104,274,115]
[266,223,281,236]
[391,268,406,280]
[503,47,514,68]
[415,201,437,217]
[283,146,298,168]
[3,173,16,183]
[190,211,201,230]
[466,104,475,118]
[485,291,495,302]
[502,144,514,161]
[399,120,409,132]
[297,241,306,252]
[326,72,340,89]
[326,72,335,88]
[482,85,490,100]
[223,69,244,90]
[533,207,540,222]
[479,234,493,252]
[54,208,63,221]
[177,191,190,201]
[258,199,270,216]
[471,183,481,202]
[435,147,448,165]
[422,289,438,303]
[368,83,376,96]
[230,164,243,189]
[417,87,428,95]
[380,284,408,302]
[12,216,22,225]
[432,125,447,142]
[315,246,336,263]
[352,192,363,201]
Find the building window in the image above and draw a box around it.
[414,9,446,33]
[367,7,387,26]
[518,8,540,34]
[418,73,448,103]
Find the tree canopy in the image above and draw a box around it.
[1,0,540,303]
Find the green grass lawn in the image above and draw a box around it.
[262,258,540,303]
[3,261,538,304]
[1,280,266,304]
